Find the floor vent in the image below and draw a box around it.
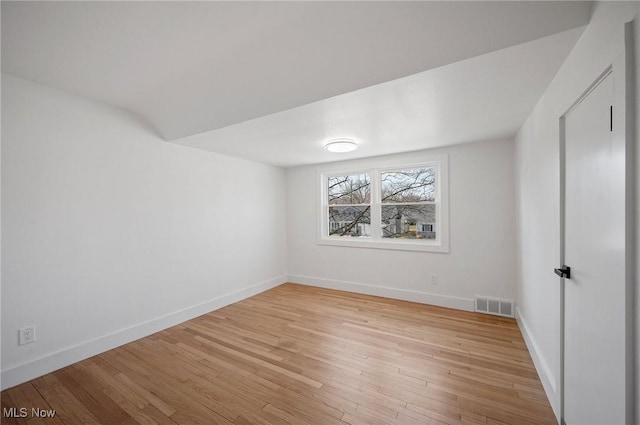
[474,296,514,318]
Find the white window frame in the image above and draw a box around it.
[318,156,449,253]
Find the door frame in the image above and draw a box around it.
[557,20,636,425]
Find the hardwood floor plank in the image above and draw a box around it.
[58,367,138,425]
[30,374,102,425]
[2,284,556,425]
[1,393,21,425]
[0,383,63,425]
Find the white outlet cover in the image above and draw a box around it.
[18,326,35,345]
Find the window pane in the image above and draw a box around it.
[381,204,436,240]
[328,174,370,205]
[328,206,371,237]
[381,168,435,203]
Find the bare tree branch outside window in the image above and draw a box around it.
[328,174,370,205]
[326,168,436,240]
[381,168,435,203]
[381,168,436,240]
[327,174,371,237]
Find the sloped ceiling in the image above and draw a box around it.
[2,1,592,166]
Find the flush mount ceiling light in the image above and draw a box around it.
[324,138,358,153]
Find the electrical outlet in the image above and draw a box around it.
[430,274,438,285]
[19,326,35,346]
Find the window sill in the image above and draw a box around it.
[317,237,449,253]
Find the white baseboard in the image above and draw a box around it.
[288,274,474,312]
[1,274,287,391]
[515,307,560,423]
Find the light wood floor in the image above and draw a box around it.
[1,284,556,425]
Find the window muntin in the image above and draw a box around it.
[320,159,448,252]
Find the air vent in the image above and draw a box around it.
[474,296,514,318]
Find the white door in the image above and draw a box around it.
[562,69,627,424]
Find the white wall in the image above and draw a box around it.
[514,2,640,421]
[0,75,288,389]
[287,138,517,310]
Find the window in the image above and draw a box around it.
[327,173,371,237]
[380,168,436,240]
[420,224,434,232]
[319,157,449,252]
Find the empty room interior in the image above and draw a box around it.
[1,1,639,424]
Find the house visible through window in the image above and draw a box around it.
[380,168,436,240]
[320,158,448,252]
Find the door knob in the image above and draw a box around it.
[554,265,571,279]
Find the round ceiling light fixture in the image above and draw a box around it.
[324,138,358,153]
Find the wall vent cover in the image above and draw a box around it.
[474,296,514,318]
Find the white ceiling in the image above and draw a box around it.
[2,1,592,167]
[176,26,584,167]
